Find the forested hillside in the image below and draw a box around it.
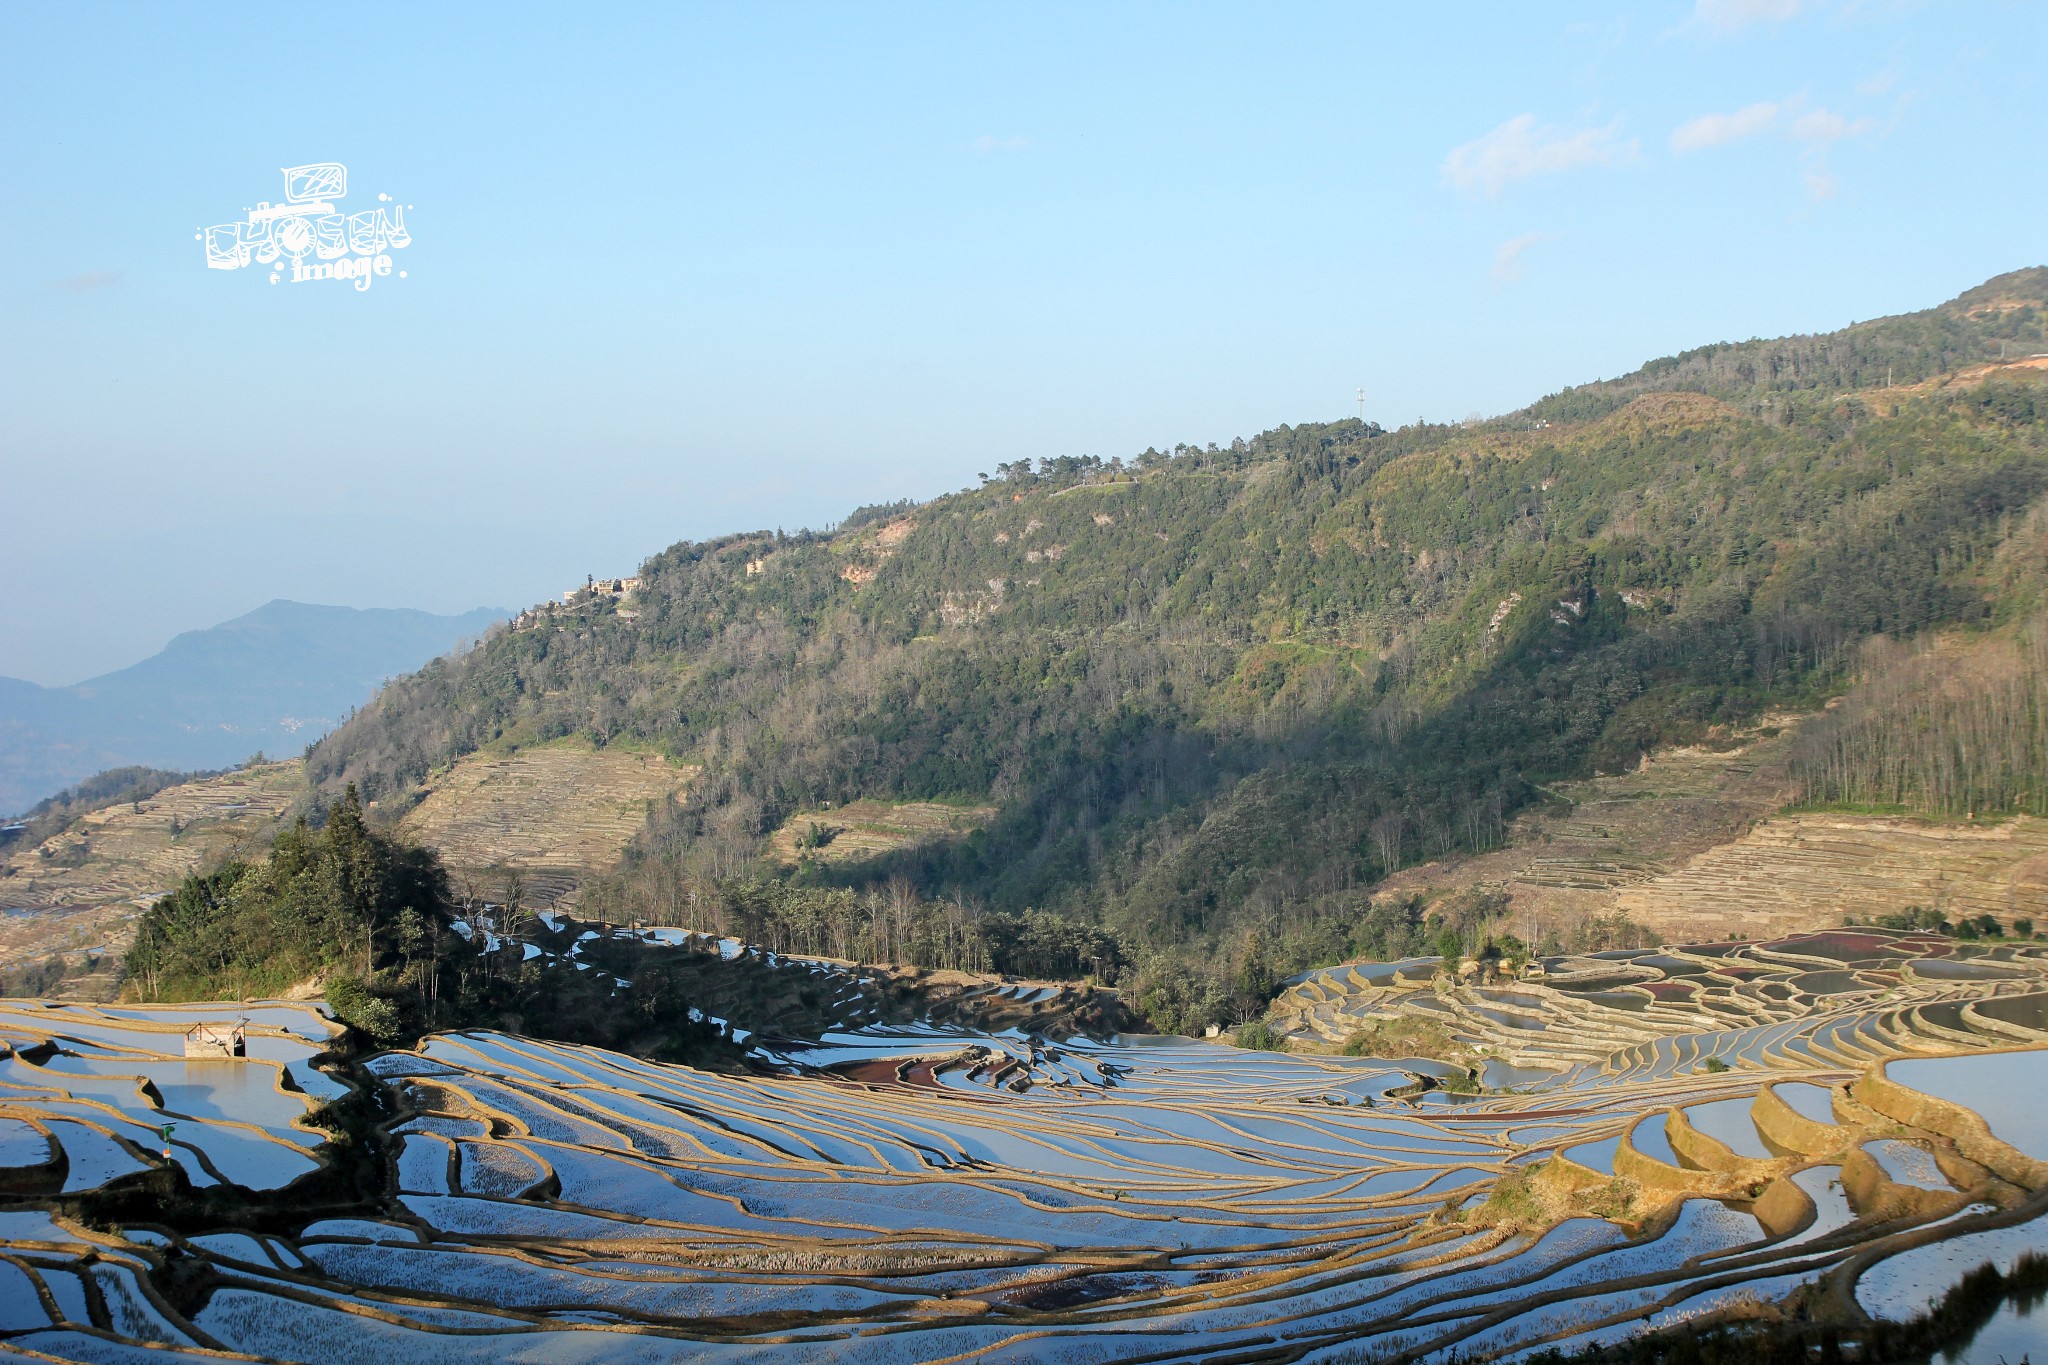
[1528,268,2048,422]
[307,270,2048,1031]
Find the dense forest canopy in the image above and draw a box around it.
[302,269,2048,1031]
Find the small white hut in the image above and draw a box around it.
[183,1021,246,1059]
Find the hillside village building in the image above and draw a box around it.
[561,576,643,602]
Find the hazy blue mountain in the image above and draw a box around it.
[0,600,506,815]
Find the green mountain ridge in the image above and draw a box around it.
[305,269,2048,1030]
[1526,264,2048,422]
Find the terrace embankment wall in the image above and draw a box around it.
[1857,1058,2048,1190]
[1753,1083,1855,1156]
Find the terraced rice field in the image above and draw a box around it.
[0,927,2044,1361]
[1369,720,2047,945]
[1271,927,2048,1074]
[1371,724,1796,906]
[0,764,303,990]
[1615,814,2048,942]
[0,765,303,918]
[399,745,694,906]
[766,799,1000,868]
[0,1000,344,1198]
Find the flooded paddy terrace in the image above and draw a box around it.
[0,927,2044,1361]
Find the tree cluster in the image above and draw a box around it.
[126,786,452,1016]
[1794,607,2048,817]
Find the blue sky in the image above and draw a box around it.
[1,1,2041,684]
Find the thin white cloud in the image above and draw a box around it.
[1789,108,1874,143]
[1691,0,1802,34]
[1669,95,1873,167]
[1492,233,1549,285]
[1442,115,1636,198]
[972,135,1031,154]
[1671,100,1783,152]
[52,270,121,292]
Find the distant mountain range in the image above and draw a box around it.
[0,601,505,815]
